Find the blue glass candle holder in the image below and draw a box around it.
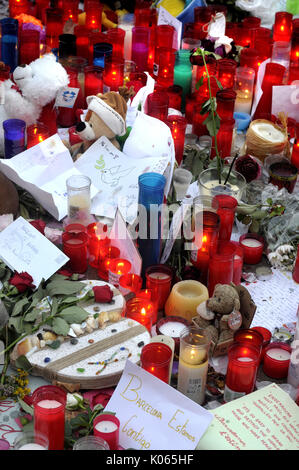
[3,119,26,159]
[138,172,166,277]
[93,43,113,68]
[0,18,19,72]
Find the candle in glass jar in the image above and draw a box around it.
[108,258,131,288]
[119,273,142,295]
[126,297,155,331]
[145,264,173,311]
[263,342,291,379]
[156,316,191,354]
[239,234,264,264]
[140,342,173,383]
[93,414,119,450]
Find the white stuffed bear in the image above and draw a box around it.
[0,54,69,155]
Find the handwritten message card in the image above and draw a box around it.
[0,134,98,220]
[197,384,299,450]
[105,360,213,450]
[0,217,69,286]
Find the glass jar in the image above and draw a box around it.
[66,174,91,226]
[198,168,246,202]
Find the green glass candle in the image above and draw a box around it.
[173,49,192,112]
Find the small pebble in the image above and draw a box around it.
[111,329,117,333]
[77,368,85,373]
[70,338,78,345]
[44,357,51,363]
[88,339,94,344]
[93,306,100,312]
[138,341,144,348]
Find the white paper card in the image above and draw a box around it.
[0,134,98,221]
[157,6,182,50]
[160,203,191,264]
[0,217,69,287]
[208,13,226,38]
[272,84,299,122]
[109,210,142,275]
[251,58,270,117]
[55,87,80,108]
[105,360,213,450]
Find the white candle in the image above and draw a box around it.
[18,443,47,450]
[177,358,208,405]
[37,399,61,409]
[95,420,118,433]
[234,90,253,114]
[237,357,254,362]
[158,321,186,338]
[240,238,263,248]
[266,348,291,361]
[149,272,171,280]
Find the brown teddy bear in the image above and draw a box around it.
[194,283,256,355]
[71,86,134,160]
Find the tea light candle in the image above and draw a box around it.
[126,297,155,331]
[164,280,209,322]
[239,234,265,265]
[108,258,131,289]
[156,316,191,354]
[93,414,120,450]
[18,443,47,450]
[177,326,210,405]
[263,342,291,379]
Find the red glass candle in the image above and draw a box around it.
[0,64,10,81]
[87,222,110,268]
[32,385,66,451]
[241,16,261,48]
[239,233,264,265]
[156,315,191,355]
[57,69,83,128]
[289,65,299,83]
[140,342,173,383]
[291,32,299,66]
[253,63,286,120]
[19,28,40,65]
[106,28,125,59]
[93,414,119,450]
[9,0,29,17]
[224,343,260,401]
[213,194,237,241]
[134,5,152,27]
[146,91,169,122]
[65,223,87,234]
[38,100,57,136]
[225,22,236,41]
[84,65,103,102]
[207,241,235,296]
[231,241,244,285]
[98,245,120,281]
[157,47,176,89]
[193,7,212,41]
[26,123,50,148]
[119,273,143,294]
[216,118,235,159]
[239,48,260,77]
[62,230,88,273]
[166,115,187,165]
[153,24,176,75]
[103,57,124,92]
[216,89,236,120]
[191,210,219,284]
[131,26,150,72]
[166,85,182,111]
[147,25,156,73]
[108,258,131,288]
[273,11,293,42]
[269,161,298,194]
[217,59,237,89]
[74,25,90,60]
[292,245,299,283]
[62,0,78,23]
[251,326,272,362]
[126,297,154,331]
[36,0,48,21]
[85,0,102,31]
[233,328,264,355]
[126,71,147,94]
[263,342,292,379]
[145,264,173,311]
[45,7,64,49]
[192,104,208,138]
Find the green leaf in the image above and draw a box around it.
[8,316,23,334]
[266,198,273,206]
[46,280,86,297]
[61,296,79,305]
[11,298,30,317]
[59,306,89,324]
[51,317,70,336]
[15,355,33,373]
[195,76,204,89]
[18,398,34,417]
[51,297,59,317]
[24,308,40,322]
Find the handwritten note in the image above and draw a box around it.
[105,360,213,450]
[198,384,299,450]
[0,134,98,220]
[0,217,69,287]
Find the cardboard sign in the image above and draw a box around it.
[104,360,213,450]
[0,217,69,287]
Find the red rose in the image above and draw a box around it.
[9,272,35,293]
[29,219,46,235]
[93,285,113,303]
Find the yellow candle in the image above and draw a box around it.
[164,280,209,322]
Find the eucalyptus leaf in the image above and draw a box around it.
[51,317,70,336]
[46,280,85,297]
[15,355,33,373]
[59,306,89,324]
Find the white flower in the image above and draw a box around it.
[276,244,294,255]
[66,392,84,411]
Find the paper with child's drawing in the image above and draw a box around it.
[75,115,175,224]
[0,134,98,220]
